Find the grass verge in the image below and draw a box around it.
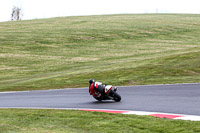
[0,109,200,133]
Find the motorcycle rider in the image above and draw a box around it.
[88,78,117,97]
[89,79,104,97]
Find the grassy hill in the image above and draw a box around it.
[0,14,200,91]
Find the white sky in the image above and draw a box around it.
[0,0,200,22]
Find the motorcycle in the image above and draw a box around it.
[91,85,121,102]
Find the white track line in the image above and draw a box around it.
[1,83,200,94]
[0,91,30,94]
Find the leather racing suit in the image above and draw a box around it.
[89,81,105,97]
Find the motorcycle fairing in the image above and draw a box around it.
[105,85,112,94]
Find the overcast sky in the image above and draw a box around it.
[0,0,200,22]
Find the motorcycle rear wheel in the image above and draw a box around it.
[94,96,102,101]
[113,91,121,102]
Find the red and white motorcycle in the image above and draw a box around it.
[92,84,121,102]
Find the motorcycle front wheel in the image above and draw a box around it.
[112,91,121,102]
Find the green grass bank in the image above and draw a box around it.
[0,14,200,91]
[0,109,200,133]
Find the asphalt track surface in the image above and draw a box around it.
[0,83,200,116]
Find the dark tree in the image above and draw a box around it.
[11,6,22,21]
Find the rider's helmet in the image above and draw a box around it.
[89,78,95,84]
